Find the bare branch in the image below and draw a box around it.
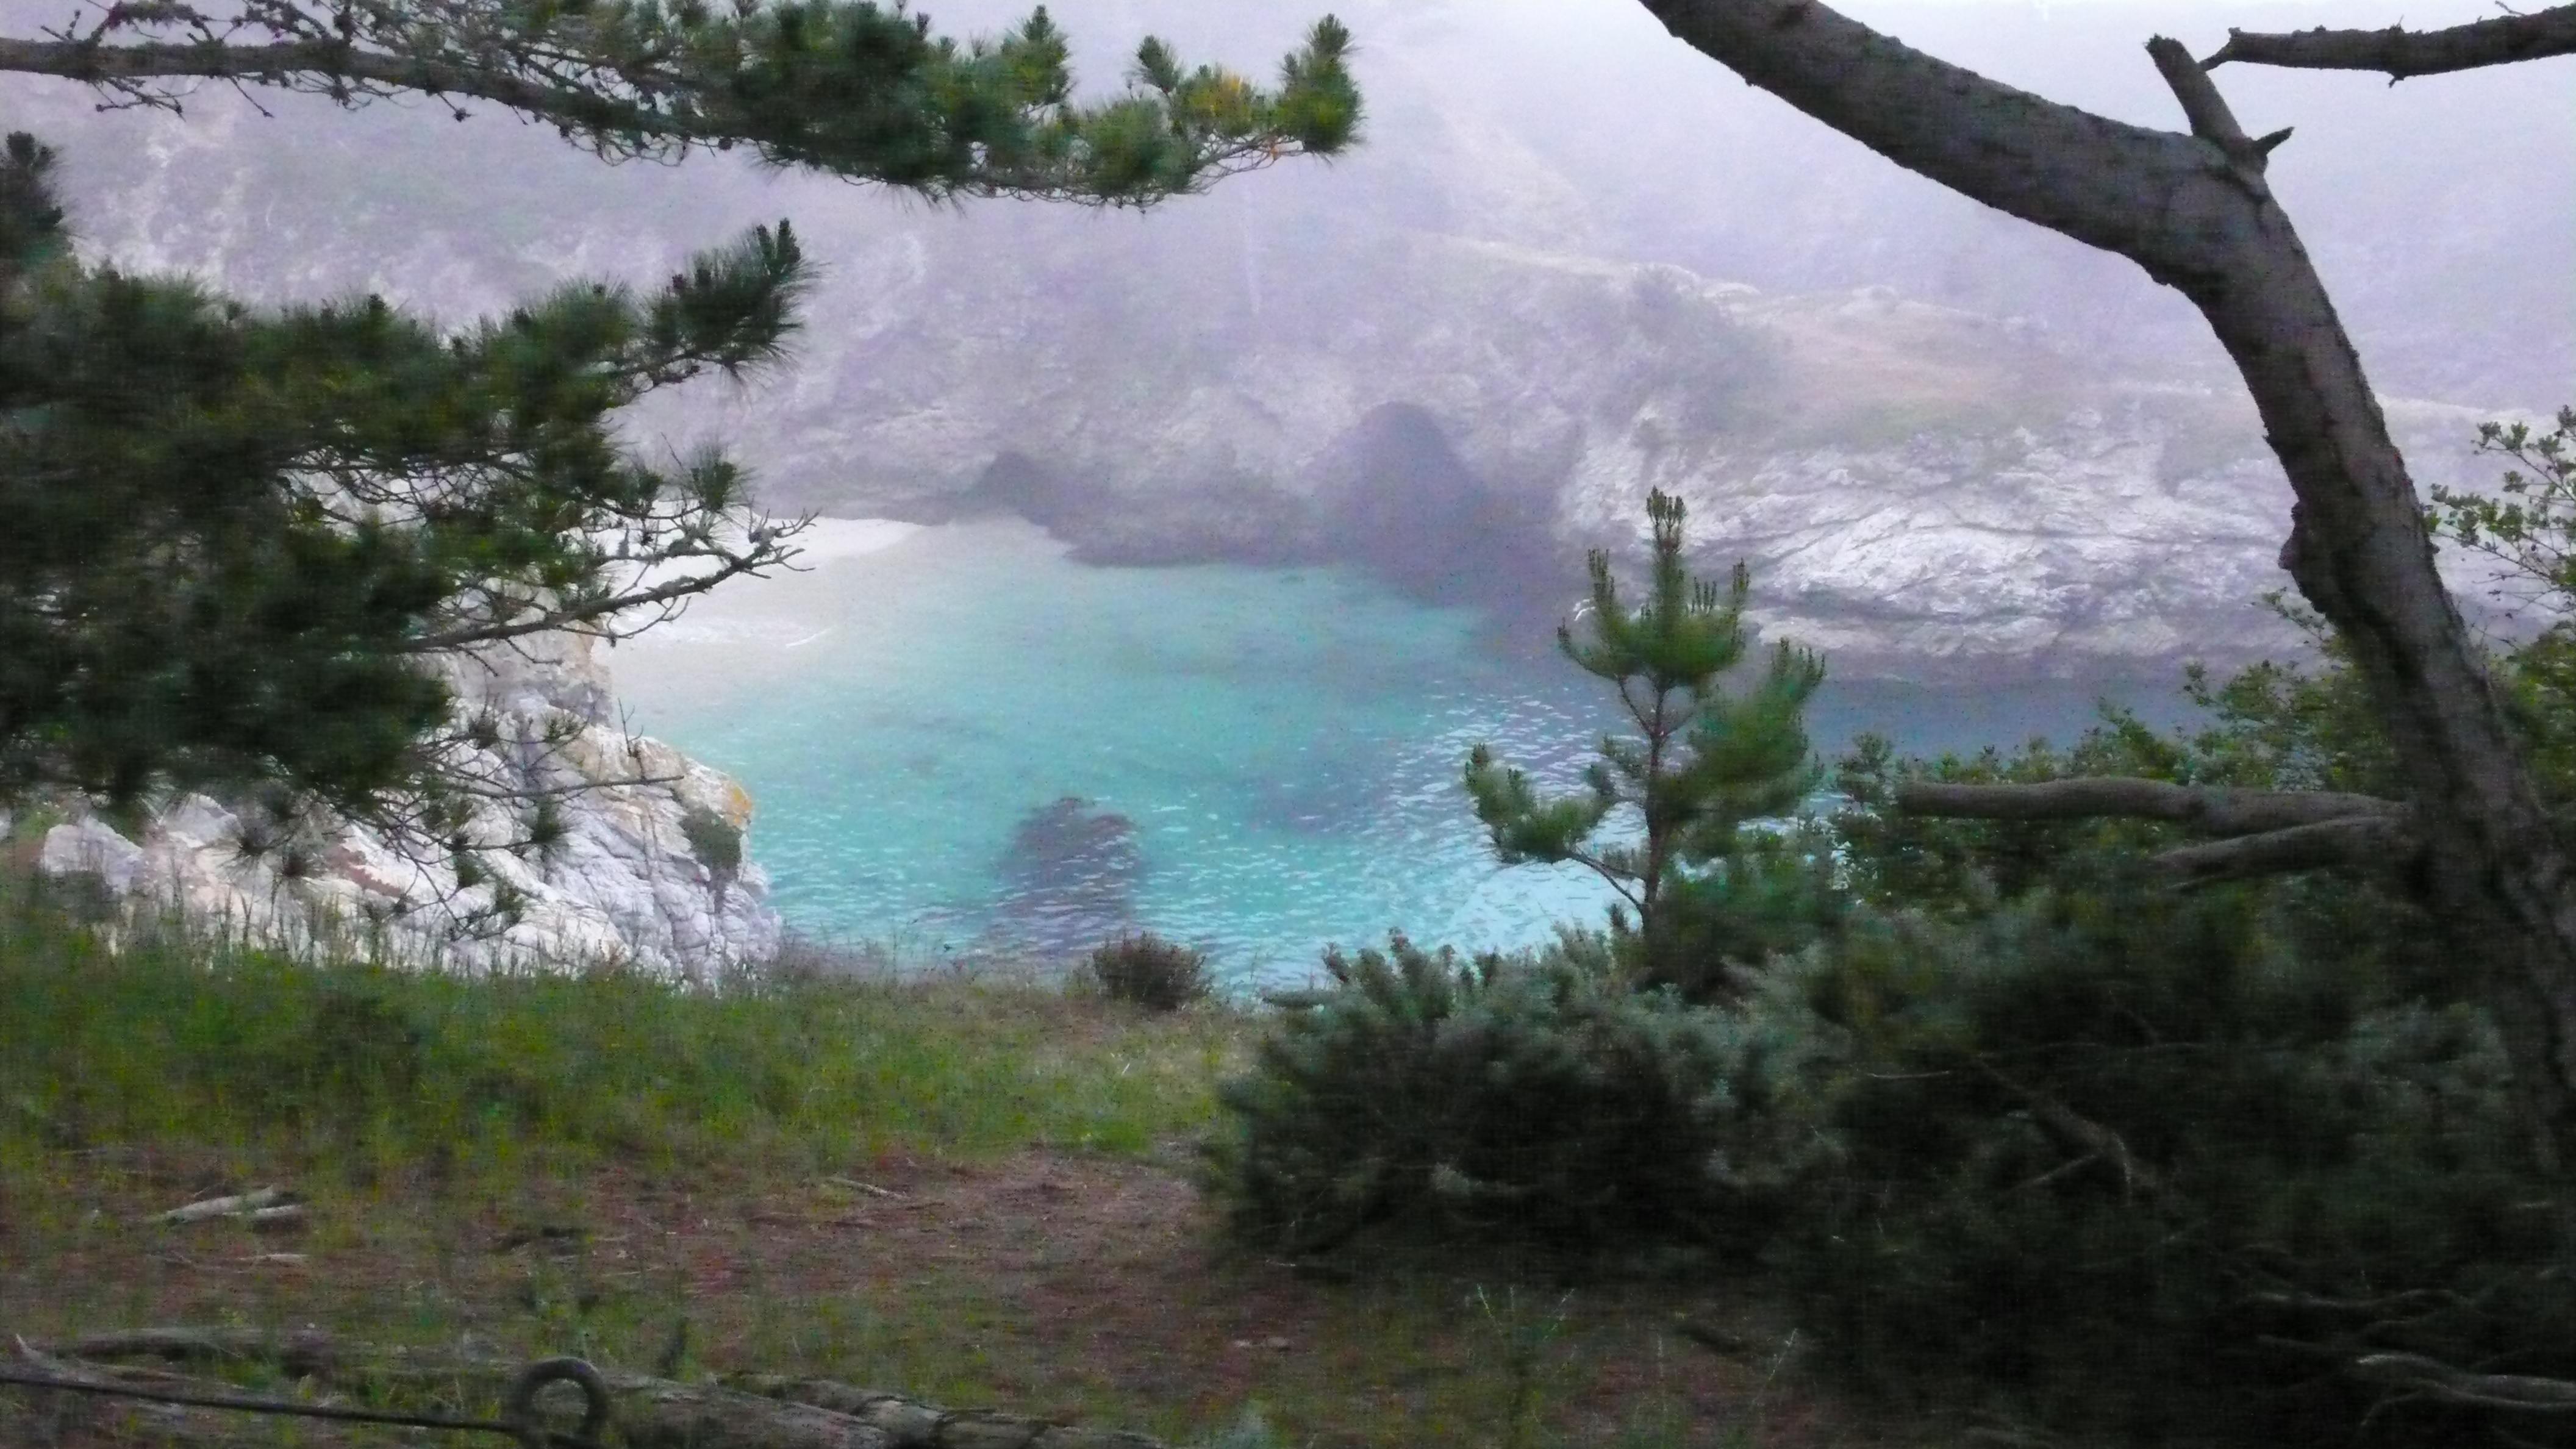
[1894,777,2424,884]
[2205,6,2576,80]
[1633,0,2211,273]
[1892,778,2405,835]
[2146,34,2284,175]
[2146,35,2249,148]
[2150,814,2420,886]
[1973,1058,2167,1201]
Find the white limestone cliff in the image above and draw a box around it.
[16,631,781,978]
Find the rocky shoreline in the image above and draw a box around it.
[9,631,782,979]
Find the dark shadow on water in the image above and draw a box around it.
[984,796,1145,958]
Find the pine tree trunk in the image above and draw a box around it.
[1633,0,2576,1170]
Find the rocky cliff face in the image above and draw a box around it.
[2,0,2553,690]
[12,631,782,977]
[689,228,2508,679]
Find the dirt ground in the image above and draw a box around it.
[4,1142,1903,1447]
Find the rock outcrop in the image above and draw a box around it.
[15,631,782,978]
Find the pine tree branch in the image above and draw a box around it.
[394,523,806,654]
[1892,778,2406,835]
[1892,777,2424,885]
[2149,814,2419,886]
[1562,847,1647,912]
[2203,7,2576,81]
[0,3,1361,204]
[0,34,649,124]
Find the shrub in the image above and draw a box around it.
[1086,931,1211,1012]
[1759,891,2575,1448]
[678,803,743,878]
[1198,931,1828,1260]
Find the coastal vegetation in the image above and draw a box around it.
[16,440,2576,1443]
[0,879,1861,1448]
[7,0,2576,1445]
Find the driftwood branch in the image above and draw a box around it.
[724,1376,1169,1449]
[2205,6,2576,80]
[40,1328,339,1378]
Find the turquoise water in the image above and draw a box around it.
[614,520,2188,994]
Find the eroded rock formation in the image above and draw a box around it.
[15,631,782,977]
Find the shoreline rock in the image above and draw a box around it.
[16,630,782,978]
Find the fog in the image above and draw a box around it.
[831,0,2572,404]
[2,0,2566,678]
[7,0,2563,405]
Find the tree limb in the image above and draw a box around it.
[1972,1058,2167,1201]
[1633,0,2213,273]
[0,34,669,136]
[2349,1350,2576,1412]
[1893,778,2404,835]
[2150,814,2419,886]
[1891,778,2421,884]
[393,526,803,655]
[2205,7,2576,81]
[0,3,1359,204]
[1632,0,2576,1173]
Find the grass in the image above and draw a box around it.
[0,876,1905,1448]
[1,902,1236,1177]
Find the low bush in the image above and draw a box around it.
[1758,889,2575,1448]
[678,803,744,878]
[1086,930,1212,1011]
[1198,931,1828,1260]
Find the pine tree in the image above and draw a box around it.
[0,2,1361,205]
[0,4,1364,928]
[0,128,809,900]
[1464,490,1824,994]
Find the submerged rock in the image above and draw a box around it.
[988,796,1145,957]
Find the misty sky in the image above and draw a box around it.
[2,0,2564,409]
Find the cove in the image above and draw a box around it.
[611,518,2193,995]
